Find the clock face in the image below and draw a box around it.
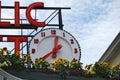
[29,28,81,62]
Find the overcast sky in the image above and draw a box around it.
[0,0,120,65]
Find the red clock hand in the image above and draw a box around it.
[52,36,59,58]
[53,44,62,52]
[54,36,58,47]
[52,44,62,58]
[42,50,53,60]
[42,44,62,60]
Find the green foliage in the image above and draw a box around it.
[9,54,24,70]
[93,62,111,78]
[0,54,24,70]
[84,64,96,77]
[33,58,50,69]
[1,48,120,80]
[70,58,83,69]
[112,64,120,75]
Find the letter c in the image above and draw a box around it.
[26,2,46,27]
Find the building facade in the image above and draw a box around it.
[99,32,120,65]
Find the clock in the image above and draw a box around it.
[29,28,81,62]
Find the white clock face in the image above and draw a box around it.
[29,28,81,62]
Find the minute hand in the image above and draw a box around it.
[52,36,59,58]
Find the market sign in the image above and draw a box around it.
[0,1,70,55]
[0,1,46,27]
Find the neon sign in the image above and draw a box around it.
[0,1,46,27]
[0,1,70,55]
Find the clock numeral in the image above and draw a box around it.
[74,48,78,54]
[51,30,56,35]
[41,32,45,37]
[34,39,39,44]
[63,32,65,37]
[70,39,74,44]
[32,48,36,54]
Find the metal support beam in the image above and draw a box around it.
[0,24,64,29]
[1,6,71,10]
[58,9,63,30]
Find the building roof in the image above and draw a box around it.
[99,32,120,64]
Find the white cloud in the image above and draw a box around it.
[63,0,120,64]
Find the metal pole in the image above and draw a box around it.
[21,20,23,57]
[58,9,63,30]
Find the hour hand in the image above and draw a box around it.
[52,44,62,58]
[42,44,62,60]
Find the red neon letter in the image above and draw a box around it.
[26,2,46,27]
[0,1,10,26]
[7,36,28,55]
[15,2,20,26]
[0,36,2,41]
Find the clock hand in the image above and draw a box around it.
[42,50,53,60]
[52,36,59,58]
[54,36,58,47]
[52,44,62,58]
[42,44,62,60]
